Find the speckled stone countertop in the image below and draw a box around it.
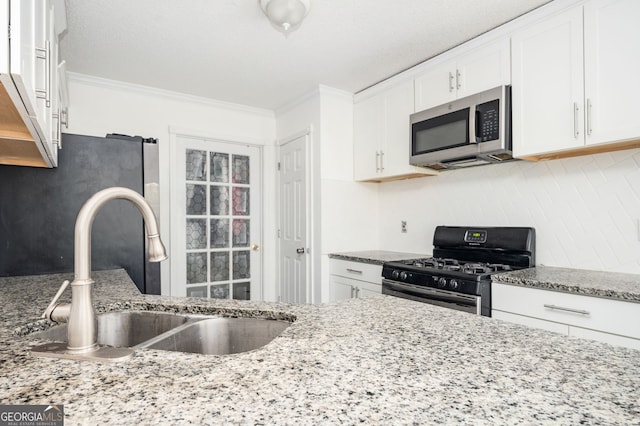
[2,269,640,425]
[329,250,430,265]
[493,266,640,303]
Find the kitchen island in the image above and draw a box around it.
[1,270,639,425]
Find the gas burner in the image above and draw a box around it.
[461,263,492,274]
[488,263,512,272]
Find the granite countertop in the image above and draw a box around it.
[493,265,640,303]
[329,250,430,265]
[2,269,640,424]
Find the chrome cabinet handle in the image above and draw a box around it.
[60,107,69,128]
[573,102,580,139]
[449,72,455,92]
[456,69,462,90]
[350,285,355,298]
[375,151,380,172]
[51,112,60,148]
[35,41,51,108]
[379,150,384,172]
[544,304,590,316]
[355,287,361,298]
[586,98,592,136]
[346,268,363,275]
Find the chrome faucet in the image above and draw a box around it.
[36,187,167,360]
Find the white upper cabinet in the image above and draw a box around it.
[0,0,65,168]
[512,6,585,157]
[583,0,640,146]
[414,38,511,112]
[354,79,437,182]
[512,0,640,159]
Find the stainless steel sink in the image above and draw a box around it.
[32,311,193,347]
[31,311,291,358]
[140,317,291,355]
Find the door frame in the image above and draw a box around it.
[167,127,265,299]
[276,126,314,303]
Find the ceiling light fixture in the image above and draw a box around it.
[260,0,311,36]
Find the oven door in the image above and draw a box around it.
[382,279,481,315]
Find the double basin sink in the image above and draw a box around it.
[32,311,291,356]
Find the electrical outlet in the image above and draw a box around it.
[401,221,407,233]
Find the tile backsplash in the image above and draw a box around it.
[378,148,640,274]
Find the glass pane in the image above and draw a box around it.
[210,252,230,282]
[210,284,230,299]
[232,187,250,216]
[232,219,250,247]
[210,152,229,183]
[210,219,230,248]
[186,149,207,181]
[186,184,207,215]
[233,282,250,300]
[210,186,229,216]
[186,253,207,284]
[186,219,207,249]
[233,251,250,279]
[232,155,250,184]
[186,286,207,298]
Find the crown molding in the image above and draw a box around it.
[276,85,353,116]
[67,72,276,119]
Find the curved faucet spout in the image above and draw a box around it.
[74,187,167,281]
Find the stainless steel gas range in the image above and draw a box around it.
[382,226,535,316]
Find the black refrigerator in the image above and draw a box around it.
[0,133,161,294]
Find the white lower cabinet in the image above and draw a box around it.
[329,259,382,302]
[492,283,640,350]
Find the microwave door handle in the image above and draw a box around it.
[474,110,482,143]
[469,107,477,144]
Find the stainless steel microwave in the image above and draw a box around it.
[410,85,513,170]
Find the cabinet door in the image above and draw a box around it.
[353,93,383,181]
[512,6,585,158]
[357,280,382,298]
[381,79,414,177]
[329,275,356,302]
[456,38,511,99]
[492,310,570,335]
[569,326,640,350]
[584,0,640,146]
[414,59,456,112]
[0,0,8,74]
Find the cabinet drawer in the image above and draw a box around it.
[493,283,640,340]
[329,259,382,284]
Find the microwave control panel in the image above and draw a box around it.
[476,99,500,142]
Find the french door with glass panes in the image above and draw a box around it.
[170,136,262,300]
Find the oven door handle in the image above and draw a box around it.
[382,279,481,314]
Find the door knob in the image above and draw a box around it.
[296,247,305,254]
[251,244,260,251]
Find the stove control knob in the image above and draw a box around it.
[449,279,459,290]
[399,271,408,281]
[391,270,400,280]
[437,277,447,288]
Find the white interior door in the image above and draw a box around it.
[278,134,308,303]
[170,136,262,300]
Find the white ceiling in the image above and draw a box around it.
[60,0,551,111]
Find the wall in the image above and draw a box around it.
[378,148,640,274]
[65,73,277,296]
